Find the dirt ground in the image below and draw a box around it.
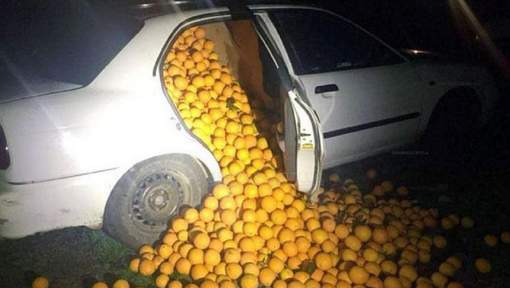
[2,101,510,288]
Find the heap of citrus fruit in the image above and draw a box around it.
[68,25,504,288]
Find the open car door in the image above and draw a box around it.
[252,16,324,195]
[227,2,324,195]
[283,89,324,195]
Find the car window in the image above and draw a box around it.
[269,9,404,75]
[0,0,143,87]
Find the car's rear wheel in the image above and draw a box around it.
[423,92,480,158]
[103,154,209,249]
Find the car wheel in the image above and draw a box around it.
[423,93,480,158]
[103,154,209,249]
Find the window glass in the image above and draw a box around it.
[269,9,404,75]
[1,0,143,87]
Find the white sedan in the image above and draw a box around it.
[0,1,498,247]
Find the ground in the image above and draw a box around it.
[2,148,510,288]
[2,101,510,288]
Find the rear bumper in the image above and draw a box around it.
[0,168,122,239]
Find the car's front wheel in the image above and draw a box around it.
[103,155,209,249]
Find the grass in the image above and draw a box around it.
[85,230,155,288]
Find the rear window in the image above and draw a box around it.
[1,0,143,86]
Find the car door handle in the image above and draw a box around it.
[315,84,339,94]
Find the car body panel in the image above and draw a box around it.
[258,6,499,168]
[0,8,225,184]
[0,4,500,238]
[0,8,226,238]
[0,168,123,238]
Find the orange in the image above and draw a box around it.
[199,208,214,222]
[220,209,237,226]
[266,238,281,251]
[258,224,273,240]
[236,149,250,161]
[226,263,243,279]
[475,258,491,273]
[174,76,189,90]
[203,196,219,210]
[240,274,258,288]
[383,277,402,288]
[204,249,221,266]
[184,208,200,223]
[91,282,108,288]
[354,225,372,242]
[244,184,258,199]
[271,209,287,225]
[175,258,192,274]
[159,261,174,275]
[32,277,49,288]
[243,263,260,276]
[212,184,230,199]
[234,173,248,185]
[296,237,311,253]
[188,248,204,265]
[139,259,157,276]
[112,280,130,288]
[241,209,256,223]
[171,218,188,232]
[129,258,140,272]
[220,73,233,85]
[261,196,277,213]
[157,244,173,259]
[344,235,362,251]
[321,218,336,233]
[201,280,218,288]
[256,183,271,197]
[278,228,295,243]
[348,265,369,285]
[244,135,257,148]
[228,181,244,195]
[191,264,209,280]
[239,237,256,252]
[282,242,298,257]
[306,219,321,231]
[155,275,170,288]
[268,257,285,273]
[311,229,328,244]
[192,76,205,88]
[219,196,236,210]
[167,281,183,288]
[243,222,258,237]
[224,248,241,263]
[259,267,277,286]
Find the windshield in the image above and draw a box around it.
[1,0,143,88]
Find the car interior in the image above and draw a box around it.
[172,19,288,168]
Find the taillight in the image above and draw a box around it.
[0,126,10,169]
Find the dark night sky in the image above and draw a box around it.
[320,0,510,54]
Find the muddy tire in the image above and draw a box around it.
[103,154,209,249]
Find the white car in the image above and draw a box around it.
[0,1,498,247]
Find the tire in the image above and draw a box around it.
[103,154,209,248]
[423,92,480,158]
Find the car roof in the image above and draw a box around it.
[110,0,327,20]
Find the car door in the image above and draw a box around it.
[253,15,324,194]
[262,8,425,168]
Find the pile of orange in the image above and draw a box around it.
[74,25,503,288]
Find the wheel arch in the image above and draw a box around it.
[102,152,214,247]
[424,86,482,134]
[111,152,216,199]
